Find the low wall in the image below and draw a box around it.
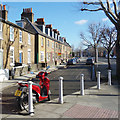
[13,64,42,77]
[0,69,9,82]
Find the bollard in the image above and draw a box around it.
[80,74,84,96]
[108,70,111,85]
[28,81,34,116]
[97,71,101,89]
[59,77,63,104]
[91,65,95,81]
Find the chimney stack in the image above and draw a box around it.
[46,24,52,29]
[0,4,8,20]
[36,18,45,25]
[21,8,34,23]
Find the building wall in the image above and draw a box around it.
[1,21,35,69]
[38,35,46,63]
[46,38,55,66]
[19,30,35,64]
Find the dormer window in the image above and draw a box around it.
[16,21,24,28]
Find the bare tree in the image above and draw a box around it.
[80,23,102,62]
[4,25,17,69]
[100,27,117,69]
[80,0,120,81]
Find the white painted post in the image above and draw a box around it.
[97,71,101,89]
[108,70,111,85]
[59,77,63,104]
[28,81,34,116]
[80,74,84,96]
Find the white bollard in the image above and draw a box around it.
[59,77,63,104]
[108,70,111,85]
[28,81,34,116]
[97,71,101,89]
[80,74,84,96]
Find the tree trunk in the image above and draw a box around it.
[107,51,111,69]
[94,47,98,63]
[116,29,120,83]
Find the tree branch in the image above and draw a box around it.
[81,8,103,11]
[83,2,101,5]
[112,0,119,18]
[99,0,117,26]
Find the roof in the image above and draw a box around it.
[24,18,71,47]
[0,17,35,35]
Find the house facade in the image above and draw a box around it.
[0,5,72,77]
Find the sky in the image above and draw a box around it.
[1,2,114,49]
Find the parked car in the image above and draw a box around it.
[86,58,94,65]
[67,59,76,65]
[75,57,80,63]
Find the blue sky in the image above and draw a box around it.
[2,2,113,49]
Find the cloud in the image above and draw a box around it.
[75,20,88,25]
[102,18,108,22]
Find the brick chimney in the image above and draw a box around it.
[21,8,34,23]
[0,5,8,20]
[35,18,45,33]
[45,24,52,36]
[46,24,52,29]
[36,18,45,25]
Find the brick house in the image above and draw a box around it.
[0,6,35,70]
[16,8,72,66]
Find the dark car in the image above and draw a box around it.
[86,58,94,65]
[67,59,76,65]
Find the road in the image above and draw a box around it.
[2,59,116,115]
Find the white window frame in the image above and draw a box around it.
[0,22,2,32]
[28,49,31,63]
[10,26,14,41]
[10,47,14,66]
[40,51,44,62]
[28,33,31,45]
[41,38,44,47]
[52,42,54,49]
[47,52,49,61]
[19,30,22,43]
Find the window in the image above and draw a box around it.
[28,33,31,45]
[47,52,49,61]
[28,49,31,63]
[10,26,14,41]
[16,22,24,28]
[19,30,22,43]
[0,22,2,32]
[10,47,14,66]
[52,42,54,49]
[0,22,3,39]
[19,51,23,63]
[41,51,44,61]
[41,38,44,47]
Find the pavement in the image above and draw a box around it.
[0,59,120,119]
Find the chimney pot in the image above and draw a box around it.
[37,18,44,22]
[46,24,52,29]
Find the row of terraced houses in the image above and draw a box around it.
[0,5,72,78]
